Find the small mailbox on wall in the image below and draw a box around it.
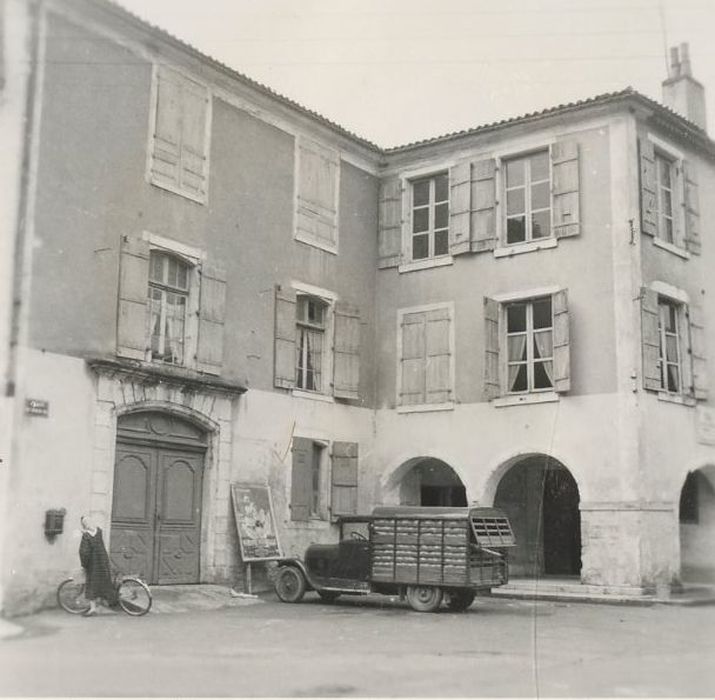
[44,508,66,542]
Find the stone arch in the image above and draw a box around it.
[382,455,469,507]
[678,464,715,585]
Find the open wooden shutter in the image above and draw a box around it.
[400,311,426,406]
[196,262,226,375]
[290,437,313,522]
[331,442,358,516]
[117,235,150,360]
[552,289,571,392]
[688,302,708,400]
[297,138,339,246]
[471,158,497,252]
[425,308,452,404]
[641,287,661,391]
[449,161,471,255]
[179,77,210,201]
[333,302,360,400]
[484,297,500,400]
[151,68,182,190]
[683,160,701,255]
[378,177,403,269]
[639,137,657,237]
[552,141,580,239]
[274,286,296,389]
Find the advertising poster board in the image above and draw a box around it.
[231,483,283,561]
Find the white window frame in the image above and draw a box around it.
[396,301,455,414]
[407,171,450,263]
[145,64,212,205]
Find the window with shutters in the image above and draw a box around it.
[505,297,554,393]
[504,150,551,245]
[147,66,211,204]
[658,297,683,394]
[409,173,449,261]
[397,303,454,411]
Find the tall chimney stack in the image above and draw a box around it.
[662,42,707,131]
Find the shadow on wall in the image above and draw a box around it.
[680,467,715,584]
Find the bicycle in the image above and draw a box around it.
[57,571,152,616]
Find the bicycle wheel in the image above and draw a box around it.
[57,578,91,614]
[117,577,152,616]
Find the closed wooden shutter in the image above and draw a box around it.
[483,297,500,400]
[378,177,403,268]
[151,69,182,189]
[400,311,426,406]
[333,302,360,400]
[683,160,701,255]
[297,138,339,246]
[449,161,471,255]
[552,141,580,239]
[179,78,210,200]
[639,138,657,237]
[471,158,497,252]
[688,302,708,400]
[117,235,150,360]
[425,308,452,404]
[552,290,571,392]
[291,437,313,522]
[641,287,661,391]
[195,262,226,375]
[274,286,297,389]
[331,442,358,516]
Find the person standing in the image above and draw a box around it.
[79,515,117,616]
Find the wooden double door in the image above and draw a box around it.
[110,440,205,585]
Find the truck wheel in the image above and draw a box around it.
[446,589,476,612]
[406,585,443,612]
[318,591,341,603]
[275,566,306,603]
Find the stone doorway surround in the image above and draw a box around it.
[87,357,246,584]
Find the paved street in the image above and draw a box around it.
[1,593,714,697]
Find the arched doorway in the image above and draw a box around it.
[679,467,715,584]
[394,458,467,507]
[494,455,581,578]
[110,411,207,585]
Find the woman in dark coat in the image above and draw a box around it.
[79,515,117,615]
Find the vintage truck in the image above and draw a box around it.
[273,505,516,612]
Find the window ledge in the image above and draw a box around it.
[657,391,696,407]
[292,389,335,404]
[294,231,338,256]
[396,402,455,414]
[652,238,690,260]
[398,256,453,274]
[494,238,558,258]
[493,392,560,408]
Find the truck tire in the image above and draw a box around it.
[446,589,476,612]
[275,566,306,603]
[406,585,443,612]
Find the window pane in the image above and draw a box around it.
[534,361,554,389]
[413,179,430,207]
[149,252,164,283]
[507,188,525,216]
[434,173,449,202]
[507,304,527,333]
[507,216,526,244]
[506,159,525,187]
[666,335,678,362]
[532,298,552,329]
[532,210,551,239]
[176,263,189,290]
[434,230,448,257]
[434,202,448,229]
[412,234,429,260]
[531,181,550,210]
[533,331,553,359]
[508,335,527,362]
[413,207,429,233]
[663,191,673,217]
[510,364,528,392]
[530,151,549,181]
[663,218,674,243]
[658,157,671,186]
[667,364,680,393]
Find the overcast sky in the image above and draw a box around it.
[116,0,715,147]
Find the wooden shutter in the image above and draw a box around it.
[196,262,226,375]
[179,78,210,200]
[400,311,426,406]
[425,308,452,404]
[552,289,571,392]
[471,158,497,252]
[639,137,657,237]
[552,141,580,239]
[688,302,708,400]
[151,68,182,190]
[290,437,313,522]
[297,139,339,245]
[333,302,360,400]
[331,442,358,516]
[641,287,661,391]
[378,177,403,269]
[483,297,500,400]
[274,286,297,389]
[683,160,701,255]
[449,161,471,255]
[117,235,150,360]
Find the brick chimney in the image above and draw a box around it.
[662,42,707,131]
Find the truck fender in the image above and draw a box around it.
[274,558,315,591]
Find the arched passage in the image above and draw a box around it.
[679,466,715,584]
[388,457,467,507]
[493,455,581,578]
